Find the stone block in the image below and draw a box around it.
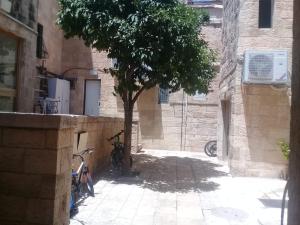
[53,193,70,225]
[58,129,74,149]
[58,147,73,174]
[3,128,45,149]
[0,147,25,173]
[0,195,27,222]
[24,150,58,175]
[45,130,59,149]
[46,128,74,149]
[26,199,54,224]
[0,172,56,199]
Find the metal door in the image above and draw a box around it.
[84,80,101,116]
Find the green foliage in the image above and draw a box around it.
[278,139,290,160]
[57,0,216,97]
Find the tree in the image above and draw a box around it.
[57,0,216,172]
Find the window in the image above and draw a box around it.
[259,0,273,28]
[0,32,18,111]
[158,88,169,104]
[36,23,43,58]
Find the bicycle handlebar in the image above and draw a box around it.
[73,148,94,160]
[107,130,124,142]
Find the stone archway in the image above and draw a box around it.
[288,1,300,224]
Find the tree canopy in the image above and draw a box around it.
[57,0,216,171]
[57,0,215,98]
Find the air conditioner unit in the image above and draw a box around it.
[243,50,289,85]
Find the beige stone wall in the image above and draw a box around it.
[72,116,124,175]
[0,113,75,225]
[136,6,222,152]
[219,0,293,177]
[0,112,125,225]
[137,87,218,152]
[37,0,64,75]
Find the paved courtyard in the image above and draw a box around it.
[70,150,288,225]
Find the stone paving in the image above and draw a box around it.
[70,150,288,225]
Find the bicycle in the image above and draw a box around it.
[204,140,217,157]
[70,148,95,215]
[108,130,132,172]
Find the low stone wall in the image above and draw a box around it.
[0,113,124,225]
[0,113,75,225]
[72,116,124,176]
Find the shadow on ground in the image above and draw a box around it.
[99,153,228,193]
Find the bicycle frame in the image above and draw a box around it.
[70,148,94,215]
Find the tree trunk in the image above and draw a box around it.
[288,1,300,223]
[123,100,133,172]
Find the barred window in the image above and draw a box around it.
[259,0,273,28]
[158,88,169,104]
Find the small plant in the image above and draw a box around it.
[278,140,290,160]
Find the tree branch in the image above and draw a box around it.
[132,86,146,103]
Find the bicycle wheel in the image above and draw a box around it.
[86,172,94,197]
[80,173,94,197]
[204,141,217,157]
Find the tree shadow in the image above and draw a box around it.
[99,153,228,193]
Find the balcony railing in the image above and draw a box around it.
[187,0,222,5]
[0,0,38,29]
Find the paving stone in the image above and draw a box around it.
[70,150,286,225]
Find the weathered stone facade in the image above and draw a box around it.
[0,0,66,112]
[219,0,293,177]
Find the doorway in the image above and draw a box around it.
[84,79,101,116]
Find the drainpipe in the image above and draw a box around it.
[180,91,185,151]
[183,94,188,151]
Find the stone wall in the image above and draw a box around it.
[37,0,64,75]
[137,87,219,152]
[72,116,124,176]
[0,112,125,225]
[61,38,120,116]
[219,0,293,177]
[0,113,75,225]
[136,5,222,152]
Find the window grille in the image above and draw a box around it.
[158,88,169,104]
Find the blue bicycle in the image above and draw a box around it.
[70,149,94,215]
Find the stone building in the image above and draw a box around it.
[219,0,293,177]
[0,0,70,113]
